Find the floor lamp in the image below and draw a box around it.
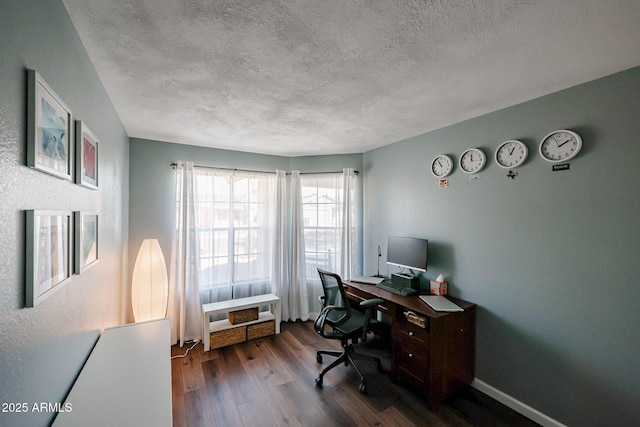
[131,239,168,322]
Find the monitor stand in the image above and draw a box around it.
[391,273,419,290]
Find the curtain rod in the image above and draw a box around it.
[170,162,358,175]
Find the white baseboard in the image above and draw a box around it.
[471,379,567,427]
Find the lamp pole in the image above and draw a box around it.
[374,245,382,277]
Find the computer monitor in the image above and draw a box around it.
[386,236,428,273]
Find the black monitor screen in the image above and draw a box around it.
[386,236,428,272]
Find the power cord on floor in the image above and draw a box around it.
[171,339,201,359]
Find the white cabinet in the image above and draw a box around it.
[202,293,281,351]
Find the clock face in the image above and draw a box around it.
[539,130,582,163]
[459,148,486,174]
[495,140,528,169]
[431,155,453,178]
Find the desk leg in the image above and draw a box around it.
[203,311,210,352]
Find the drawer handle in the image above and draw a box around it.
[408,331,414,336]
[408,353,413,358]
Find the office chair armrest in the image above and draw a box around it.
[359,298,384,309]
[313,305,347,340]
[359,298,384,342]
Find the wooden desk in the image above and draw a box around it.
[346,281,475,409]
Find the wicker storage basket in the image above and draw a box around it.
[228,307,259,325]
[247,320,275,341]
[210,326,246,349]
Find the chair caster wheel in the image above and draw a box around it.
[316,354,322,363]
[315,377,323,388]
[359,383,367,394]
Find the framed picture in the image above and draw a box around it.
[74,211,99,273]
[27,69,73,180]
[25,210,73,307]
[75,121,99,189]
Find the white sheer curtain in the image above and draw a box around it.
[300,170,359,317]
[271,170,309,321]
[168,161,202,346]
[271,170,290,319]
[289,171,309,321]
[167,165,355,329]
[340,168,358,280]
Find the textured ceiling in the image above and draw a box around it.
[62,0,640,157]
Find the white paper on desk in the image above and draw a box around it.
[419,295,463,312]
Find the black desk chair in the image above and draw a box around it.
[314,268,384,394]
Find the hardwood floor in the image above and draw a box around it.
[171,321,539,427]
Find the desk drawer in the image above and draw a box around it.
[346,287,391,314]
[395,338,429,385]
[397,322,429,343]
[396,338,428,366]
[395,311,429,344]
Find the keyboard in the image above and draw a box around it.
[350,275,384,285]
[376,280,417,296]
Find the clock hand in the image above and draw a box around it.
[508,146,515,155]
[557,138,571,147]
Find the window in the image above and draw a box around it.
[301,173,357,283]
[194,168,274,299]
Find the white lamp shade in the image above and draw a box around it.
[132,239,169,322]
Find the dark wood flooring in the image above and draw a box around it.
[171,321,539,427]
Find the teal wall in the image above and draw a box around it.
[0,1,129,426]
[363,67,640,426]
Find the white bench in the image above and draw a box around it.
[202,293,281,351]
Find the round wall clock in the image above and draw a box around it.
[495,140,528,169]
[539,130,582,163]
[459,148,486,174]
[431,155,454,178]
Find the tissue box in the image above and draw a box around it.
[430,280,447,296]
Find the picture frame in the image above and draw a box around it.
[75,121,99,189]
[25,210,73,307]
[74,211,99,274]
[26,69,73,181]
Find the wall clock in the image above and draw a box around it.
[539,130,582,163]
[459,148,486,174]
[495,140,528,169]
[431,155,454,178]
